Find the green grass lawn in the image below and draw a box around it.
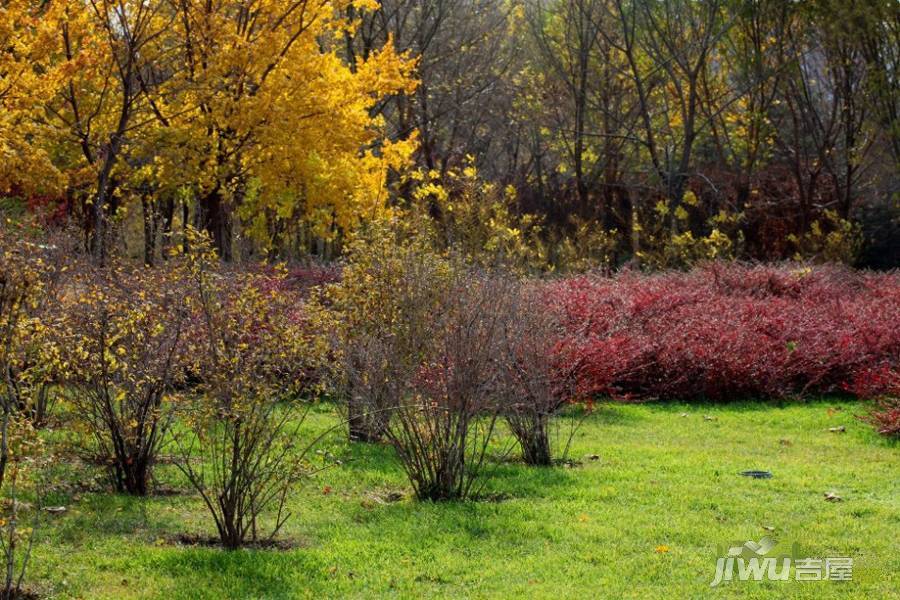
[30,399,899,599]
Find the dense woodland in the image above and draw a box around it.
[1,0,898,269]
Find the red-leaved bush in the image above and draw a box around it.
[863,399,900,438]
[553,263,900,402]
[846,364,900,438]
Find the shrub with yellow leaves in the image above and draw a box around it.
[548,216,620,273]
[787,210,863,264]
[633,198,744,270]
[57,256,192,496]
[0,223,67,598]
[0,223,69,476]
[407,163,548,272]
[404,164,626,274]
[323,219,454,442]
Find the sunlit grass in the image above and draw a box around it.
[29,399,899,599]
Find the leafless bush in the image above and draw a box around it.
[495,283,574,466]
[0,419,47,600]
[174,238,327,549]
[383,270,514,501]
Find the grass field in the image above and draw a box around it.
[30,399,899,599]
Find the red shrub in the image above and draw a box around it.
[553,262,900,402]
[281,264,341,293]
[862,399,900,438]
[844,363,900,399]
[845,364,900,438]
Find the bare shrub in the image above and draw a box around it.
[494,282,575,466]
[384,270,513,501]
[334,237,560,497]
[0,417,50,600]
[174,238,327,549]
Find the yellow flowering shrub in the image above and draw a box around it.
[634,201,744,270]
[787,210,862,264]
[406,163,547,272]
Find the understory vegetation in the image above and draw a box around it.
[0,221,896,597]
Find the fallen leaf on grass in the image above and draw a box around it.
[827,426,846,433]
[655,545,670,553]
[824,491,843,502]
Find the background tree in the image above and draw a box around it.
[160,0,416,261]
[0,0,65,194]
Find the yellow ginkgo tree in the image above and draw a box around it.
[5,0,416,261]
[0,0,66,194]
[157,0,418,260]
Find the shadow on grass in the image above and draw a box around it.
[482,458,580,500]
[330,438,402,477]
[575,403,647,426]
[641,394,861,414]
[146,546,324,600]
[52,493,171,544]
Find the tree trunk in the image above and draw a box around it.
[200,188,233,261]
[347,396,388,443]
[141,194,156,266]
[159,196,176,258]
[112,451,151,496]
